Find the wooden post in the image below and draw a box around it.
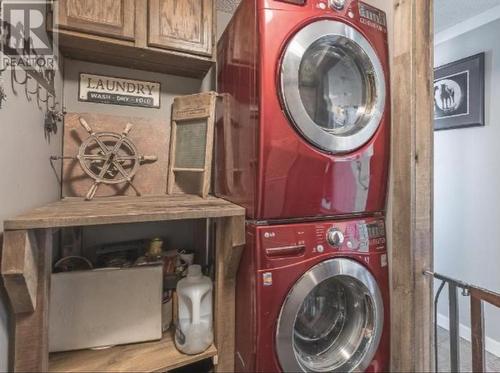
[1,231,39,313]
[214,216,245,372]
[391,0,434,371]
[470,293,485,373]
[8,229,53,372]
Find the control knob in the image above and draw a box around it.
[327,228,344,247]
[329,0,346,10]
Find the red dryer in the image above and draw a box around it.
[236,217,390,372]
[216,0,391,220]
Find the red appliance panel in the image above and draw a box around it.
[236,218,390,372]
[216,0,259,215]
[216,0,391,220]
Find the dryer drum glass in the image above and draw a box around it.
[293,276,376,371]
[298,36,376,136]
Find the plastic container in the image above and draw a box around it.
[174,265,213,355]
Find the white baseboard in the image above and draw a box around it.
[437,313,500,358]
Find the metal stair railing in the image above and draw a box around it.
[425,271,500,372]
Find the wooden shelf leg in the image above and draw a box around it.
[2,230,39,313]
[214,216,245,373]
[8,229,53,372]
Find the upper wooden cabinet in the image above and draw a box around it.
[148,0,213,57]
[56,0,135,41]
[51,0,215,78]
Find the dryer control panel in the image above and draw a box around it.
[254,217,386,269]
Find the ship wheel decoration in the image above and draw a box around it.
[73,117,157,200]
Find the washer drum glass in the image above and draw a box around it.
[276,258,384,372]
[280,20,386,154]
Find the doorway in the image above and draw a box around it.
[433,0,500,371]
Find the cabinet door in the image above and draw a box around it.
[148,0,214,57]
[56,0,135,41]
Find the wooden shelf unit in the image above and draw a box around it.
[49,331,217,373]
[1,195,245,372]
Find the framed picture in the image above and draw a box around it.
[433,53,485,131]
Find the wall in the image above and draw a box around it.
[200,10,235,92]
[217,10,234,41]
[0,61,64,372]
[434,18,500,355]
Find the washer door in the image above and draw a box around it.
[280,20,386,154]
[276,258,384,372]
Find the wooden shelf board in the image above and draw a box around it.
[4,195,245,230]
[49,331,217,373]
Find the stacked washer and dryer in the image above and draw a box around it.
[216,0,390,371]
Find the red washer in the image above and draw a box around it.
[236,217,390,372]
[216,0,390,220]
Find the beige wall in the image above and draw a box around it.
[0,62,64,372]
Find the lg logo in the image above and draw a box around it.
[264,232,276,239]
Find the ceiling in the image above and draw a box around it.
[216,0,241,13]
[434,0,500,33]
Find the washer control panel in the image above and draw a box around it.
[257,217,386,265]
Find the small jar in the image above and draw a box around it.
[147,238,164,260]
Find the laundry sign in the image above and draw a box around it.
[79,73,161,108]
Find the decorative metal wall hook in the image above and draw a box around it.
[0,62,5,109]
[0,76,6,109]
[11,66,29,87]
[24,76,36,103]
[44,108,65,141]
[39,86,50,103]
[0,61,5,109]
[26,76,39,96]
[48,94,58,111]
[0,61,8,74]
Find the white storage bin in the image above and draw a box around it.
[49,265,163,352]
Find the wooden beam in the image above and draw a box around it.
[391,0,434,371]
[10,229,52,372]
[470,294,485,373]
[214,216,245,372]
[470,286,500,309]
[1,230,39,313]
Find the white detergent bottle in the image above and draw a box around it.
[175,265,213,355]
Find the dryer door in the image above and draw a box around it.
[280,20,386,154]
[276,258,384,372]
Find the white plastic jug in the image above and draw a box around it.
[175,265,213,355]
